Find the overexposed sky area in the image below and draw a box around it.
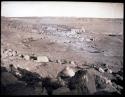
[1,2,124,18]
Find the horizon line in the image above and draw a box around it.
[1,16,123,19]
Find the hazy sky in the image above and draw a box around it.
[1,2,124,18]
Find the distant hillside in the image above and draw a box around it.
[1,17,123,35]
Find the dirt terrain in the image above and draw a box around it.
[1,17,123,95]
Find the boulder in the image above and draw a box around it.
[30,55,37,60]
[98,67,105,73]
[95,75,108,89]
[105,79,112,85]
[69,70,96,95]
[107,69,112,74]
[18,54,24,58]
[59,66,75,78]
[57,77,66,87]
[42,77,63,95]
[24,55,30,60]
[70,61,76,65]
[15,72,22,78]
[36,56,49,62]
[86,38,91,42]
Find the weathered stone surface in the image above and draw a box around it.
[69,70,96,95]
[59,66,75,77]
[57,77,66,87]
[98,67,105,73]
[24,55,30,60]
[18,54,23,58]
[70,61,76,65]
[95,75,108,89]
[36,56,49,62]
[107,69,112,74]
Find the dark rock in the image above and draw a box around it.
[49,59,53,62]
[41,88,48,95]
[52,87,71,95]
[68,70,96,95]
[42,77,63,95]
[1,72,18,86]
[30,55,37,60]
[60,59,68,64]
[93,91,118,95]
[19,54,24,58]
[95,75,107,89]
[9,64,18,74]
[34,86,44,95]
[2,83,36,95]
[1,66,8,72]
[107,69,112,73]
[57,77,67,87]
[17,67,42,86]
[1,66,47,95]
[112,73,123,86]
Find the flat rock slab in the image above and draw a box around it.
[36,56,49,63]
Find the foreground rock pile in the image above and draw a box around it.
[1,64,123,95]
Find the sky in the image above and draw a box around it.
[1,2,124,18]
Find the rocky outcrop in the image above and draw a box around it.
[58,66,75,78]
[69,70,96,95]
[1,65,123,95]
